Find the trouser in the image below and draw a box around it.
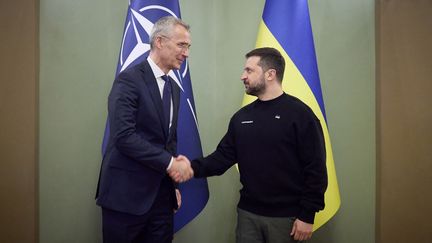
[236,208,302,243]
[102,176,175,243]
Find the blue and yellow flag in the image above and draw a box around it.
[101,0,209,232]
[242,0,341,230]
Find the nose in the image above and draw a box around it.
[182,48,189,58]
[240,72,247,81]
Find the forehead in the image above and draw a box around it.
[245,56,261,68]
[169,25,191,42]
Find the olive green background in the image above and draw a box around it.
[39,0,375,242]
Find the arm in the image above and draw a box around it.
[109,74,172,173]
[296,116,328,224]
[191,119,237,178]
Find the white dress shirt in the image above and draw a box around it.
[147,57,174,171]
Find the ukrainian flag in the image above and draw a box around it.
[242,0,341,230]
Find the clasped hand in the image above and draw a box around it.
[167,155,194,183]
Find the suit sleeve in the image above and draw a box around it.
[109,73,171,173]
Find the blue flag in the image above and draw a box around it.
[101,0,209,232]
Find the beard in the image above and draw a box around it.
[245,79,266,96]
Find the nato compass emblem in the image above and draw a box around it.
[117,3,198,127]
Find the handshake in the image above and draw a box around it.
[167,155,194,183]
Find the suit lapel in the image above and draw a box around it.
[139,61,168,138]
[139,60,182,140]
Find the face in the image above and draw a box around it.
[240,56,266,96]
[158,25,191,71]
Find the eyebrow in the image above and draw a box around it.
[178,41,191,46]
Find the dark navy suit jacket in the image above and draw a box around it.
[96,60,180,215]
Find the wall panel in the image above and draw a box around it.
[0,1,38,242]
[377,0,432,242]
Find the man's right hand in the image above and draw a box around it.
[167,155,194,183]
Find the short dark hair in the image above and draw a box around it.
[245,47,285,82]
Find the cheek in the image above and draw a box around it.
[171,51,181,60]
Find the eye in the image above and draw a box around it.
[177,43,191,50]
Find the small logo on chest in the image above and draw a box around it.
[241,120,254,124]
[275,115,281,119]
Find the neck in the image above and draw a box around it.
[149,52,170,74]
[257,83,284,101]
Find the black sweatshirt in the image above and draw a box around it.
[191,93,327,224]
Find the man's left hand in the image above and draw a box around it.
[290,219,313,241]
[174,189,181,213]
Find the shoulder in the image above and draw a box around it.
[110,61,153,94]
[283,93,318,120]
[116,61,151,81]
[111,61,155,90]
[231,99,258,119]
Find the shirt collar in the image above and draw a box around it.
[147,56,168,79]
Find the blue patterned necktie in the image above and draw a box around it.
[161,75,172,134]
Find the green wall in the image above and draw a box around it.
[39,0,375,242]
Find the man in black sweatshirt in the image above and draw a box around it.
[172,47,327,242]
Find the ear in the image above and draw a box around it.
[265,69,277,81]
[155,36,164,49]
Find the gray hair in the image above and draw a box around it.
[149,16,190,49]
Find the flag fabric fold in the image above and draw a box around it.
[242,0,341,230]
[101,0,209,233]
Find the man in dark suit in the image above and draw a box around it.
[96,16,194,243]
